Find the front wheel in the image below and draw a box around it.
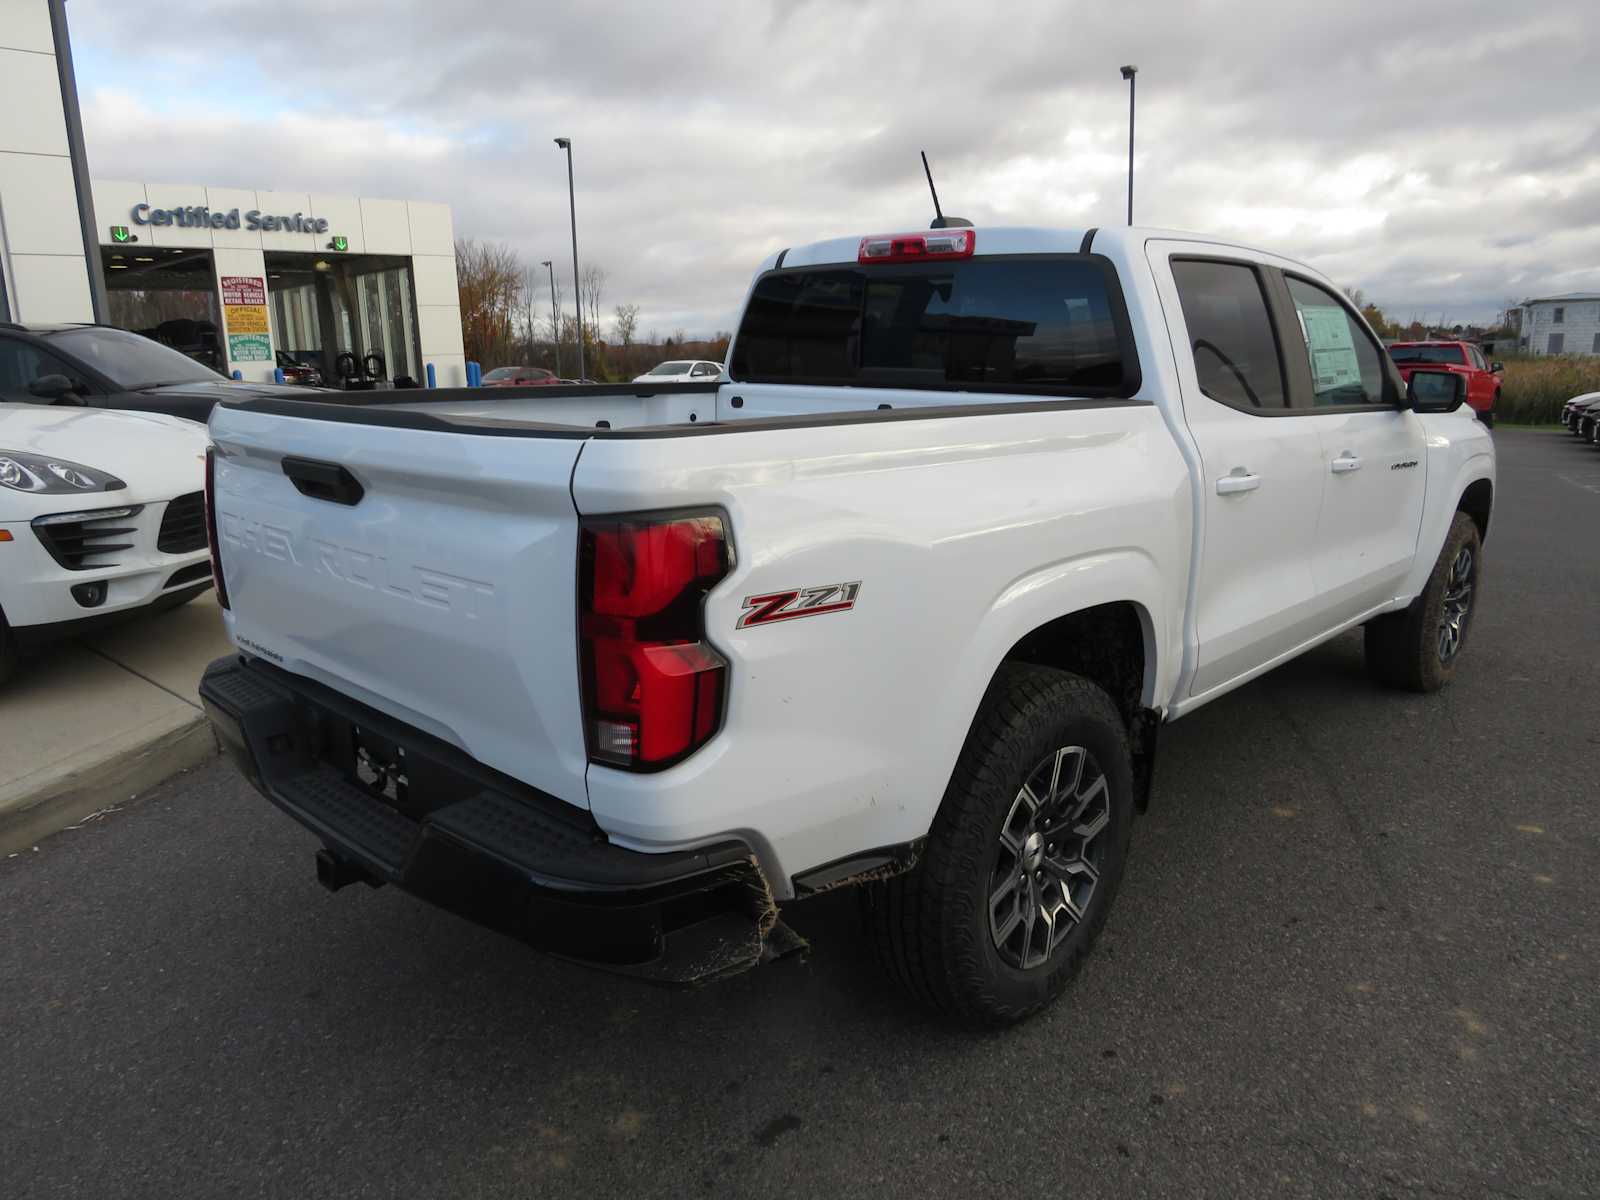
[864,664,1134,1027]
[1364,511,1481,692]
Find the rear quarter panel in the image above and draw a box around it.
[573,405,1190,892]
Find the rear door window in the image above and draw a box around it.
[1169,260,1287,410]
[730,257,1137,397]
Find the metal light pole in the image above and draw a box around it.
[554,137,584,382]
[541,259,560,378]
[1120,65,1137,225]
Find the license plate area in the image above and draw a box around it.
[309,707,460,823]
[353,726,409,808]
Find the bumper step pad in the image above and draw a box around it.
[199,654,786,983]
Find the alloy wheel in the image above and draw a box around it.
[988,746,1110,971]
[1438,545,1475,663]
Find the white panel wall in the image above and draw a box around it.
[255,189,317,253]
[0,154,81,253]
[0,51,68,155]
[406,201,453,256]
[91,179,149,240]
[141,181,213,249]
[6,253,91,322]
[0,0,55,52]
[406,200,464,385]
[359,198,410,255]
[0,1,94,324]
[309,193,365,254]
[206,186,259,250]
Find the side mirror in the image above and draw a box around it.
[1491,361,1504,373]
[28,374,82,402]
[1407,369,1466,414]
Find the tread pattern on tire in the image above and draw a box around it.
[1365,510,1480,694]
[865,664,1130,1027]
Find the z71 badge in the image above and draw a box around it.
[737,582,862,629]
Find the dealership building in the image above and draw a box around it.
[1,0,467,386]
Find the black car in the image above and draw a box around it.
[0,322,335,423]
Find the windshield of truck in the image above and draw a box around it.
[647,361,693,375]
[729,256,1135,396]
[1388,344,1465,365]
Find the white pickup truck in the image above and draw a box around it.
[199,225,1494,1026]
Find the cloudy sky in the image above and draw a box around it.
[67,0,1600,336]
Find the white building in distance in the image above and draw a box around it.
[1518,294,1600,357]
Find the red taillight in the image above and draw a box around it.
[204,446,230,610]
[580,512,731,771]
[858,228,975,264]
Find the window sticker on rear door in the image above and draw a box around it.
[1299,304,1362,393]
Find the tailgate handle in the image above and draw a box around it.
[281,456,365,506]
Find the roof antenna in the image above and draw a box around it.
[921,151,972,229]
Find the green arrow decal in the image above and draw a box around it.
[109,226,130,243]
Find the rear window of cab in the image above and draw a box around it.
[730,256,1140,398]
[1388,344,1466,365]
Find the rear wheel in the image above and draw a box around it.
[864,664,1134,1027]
[1365,511,1481,693]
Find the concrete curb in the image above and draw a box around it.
[0,714,219,855]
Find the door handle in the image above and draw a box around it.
[282,456,365,505]
[1330,453,1363,474]
[1215,469,1261,495]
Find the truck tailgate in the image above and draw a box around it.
[208,407,591,808]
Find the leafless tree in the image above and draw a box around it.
[580,264,608,344]
[612,304,639,347]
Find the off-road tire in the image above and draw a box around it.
[863,664,1134,1027]
[1364,511,1481,693]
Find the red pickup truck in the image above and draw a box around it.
[1387,341,1501,426]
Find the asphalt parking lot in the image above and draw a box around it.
[3,428,1597,1200]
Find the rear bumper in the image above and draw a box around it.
[199,654,786,983]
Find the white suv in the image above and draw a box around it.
[1,404,212,684]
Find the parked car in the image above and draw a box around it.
[632,359,722,383]
[0,403,212,685]
[275,351,323,388]
[1387,341,1501,426]
[200,224,1493,1027]
[1577,398,1600,445]
[1561,392,1600,438]
[0,322,334,423]
[482,366,559,388]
